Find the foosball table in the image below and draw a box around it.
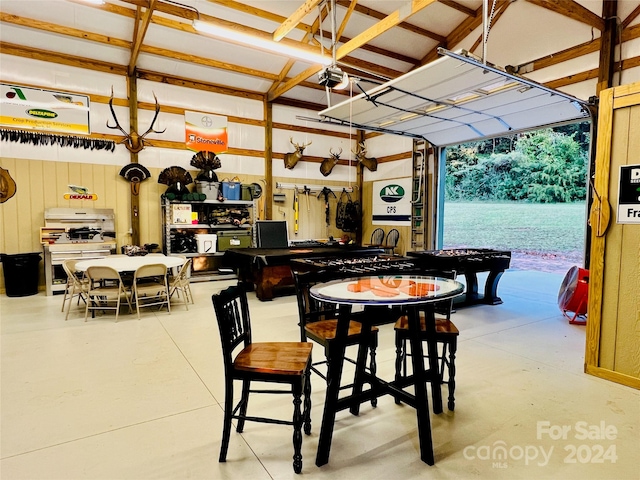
[407,248,511,306]
[291,255,420,275]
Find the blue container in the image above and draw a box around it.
[222,181,241,200]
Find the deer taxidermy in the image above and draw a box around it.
[107,87,165,154]
[353,142,377,172]
[191,151,221,182]
[283,137,312,169]
[320,147,342,177]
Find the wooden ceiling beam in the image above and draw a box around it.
[273,0,323,41]
[524,0,605,30]
[0,11,327,95]
[0,41,127,76]
[128,0,156,75]
[119,0,197,20]
[621,4,640,29]
[438,0,476,17]
[336,0,438,59]
[0,12,131,49]
[207,0,311,33]
[335,0,446,43]
[270,0,438,101]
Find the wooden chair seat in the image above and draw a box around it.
[305,319,379,342]
[394,315,459,335]
[234,342,313,375]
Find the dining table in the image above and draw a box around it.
[309,274,464,467]
[75,254,184,273]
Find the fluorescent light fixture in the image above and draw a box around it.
[193,20,330,65]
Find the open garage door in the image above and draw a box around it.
[319,49,593,147]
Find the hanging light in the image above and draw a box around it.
[193,20,330,65]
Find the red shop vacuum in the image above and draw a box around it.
[557,266,589,325]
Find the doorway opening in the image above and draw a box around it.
[438,122,591,274]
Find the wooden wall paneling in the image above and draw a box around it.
[613,103,640,377]
[0,158,19,254]
[28,160,46,252]
[599,106,630,369]
[586,81,640,390]
[80,163,94,210]
[91,163,107,209]
[42,160,57,209]
[585,87,613,369]
[51,162,72,208]
[14,157,34,250]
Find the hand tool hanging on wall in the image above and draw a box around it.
[317,187,337,228]
[302,185,311,213]
[293,186,299,235]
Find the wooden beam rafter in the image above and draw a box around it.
[273,0,323,42]
[524,0,605,30]
[128,0,157,75]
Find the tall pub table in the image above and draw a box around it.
[310,274,464,466]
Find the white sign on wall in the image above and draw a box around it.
[0,84,90,134]
[372,177,412,226]
[617,164,640,224]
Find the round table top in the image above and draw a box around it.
[310,275,464,306]
[75,255,184,272]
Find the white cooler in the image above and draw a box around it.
[195,234,217,253]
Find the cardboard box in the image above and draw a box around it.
[195,234,217,253]
[217,230,252,250]
[222,181,241,200]
[171,204,192,224]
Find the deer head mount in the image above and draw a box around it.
[320,147,342,177]
[353,142,377,172]
[283,137,312,169]
[107,87,165,154]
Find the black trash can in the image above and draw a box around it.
[1,252,42,297]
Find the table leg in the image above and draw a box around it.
[316,303,351,467]
[407,305,435,465]
[349,320,374,416]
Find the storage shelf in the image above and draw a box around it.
[167,199,253,206]
[168,224,251,230]
[162,196,254,282]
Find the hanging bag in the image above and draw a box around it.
[336,190,360,232]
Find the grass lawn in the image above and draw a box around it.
[443,201,587,272]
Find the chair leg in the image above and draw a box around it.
[292,384,304,474]
[219,377,234,463]
[369,338,377,408]
[236,379,250,433]
[447,338,457,411]
[303,365,312,436]
[394,334,404,404]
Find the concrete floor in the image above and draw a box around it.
[1,270,638,479]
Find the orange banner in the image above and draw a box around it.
[185,111,228,153]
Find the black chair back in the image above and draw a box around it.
[212,283,252,369]
[293,270,341,341]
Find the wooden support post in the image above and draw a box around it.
[356,129,365,245]
[264,99,273,220]
[128,73,141,246]
[596,0,618,94]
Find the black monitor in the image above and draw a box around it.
[255,220,289,248]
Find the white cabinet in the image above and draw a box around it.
[161,197,255,281]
